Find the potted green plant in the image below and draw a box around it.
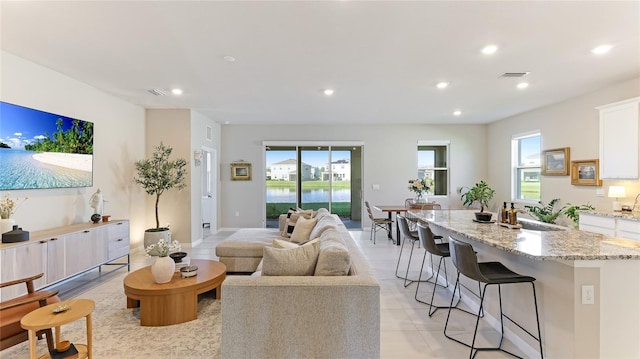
[461,180,496,221]
[134,142,187,254]
[524,198,564,224]
[563,202,595,228]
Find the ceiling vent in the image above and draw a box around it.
[499,72,530,78]
[148,89,168,96]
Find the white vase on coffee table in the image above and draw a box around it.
[151,256,175,283]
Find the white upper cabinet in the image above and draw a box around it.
[597,97,640,179]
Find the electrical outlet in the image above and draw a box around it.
[372,184,380,190]
[235,211,240,217]
[582,285,594,305]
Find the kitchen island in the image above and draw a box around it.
[408,209,640,359]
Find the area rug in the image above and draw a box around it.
[1,291,221,358]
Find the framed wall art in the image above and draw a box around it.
[542,147,570,175]
[231,162,251,181]
[571,159,602,186]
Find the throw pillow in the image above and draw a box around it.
[289,216,318,243]
[262,242,320,276]
[272,237,319,249]
[281,208,297,236]
[284,211,314,238]
[272,238,299,249]
[315,243,351,276]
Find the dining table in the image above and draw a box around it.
[373,205,409,245]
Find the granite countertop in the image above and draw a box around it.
[408,209,640,261]
[579,210,640,222]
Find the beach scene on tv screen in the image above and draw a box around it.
[0,102,94,190]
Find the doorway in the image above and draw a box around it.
[201,147,217,234]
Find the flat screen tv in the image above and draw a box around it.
[0,101,94,190]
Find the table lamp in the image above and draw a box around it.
[608,186,626,211]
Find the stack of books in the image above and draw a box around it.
[174,256,191,272]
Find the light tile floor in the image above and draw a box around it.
[41,228,525,358]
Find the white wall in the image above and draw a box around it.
[0,51,146,248]
[487,77,640,225]
[220,124,487,228]
[145,109,192,246]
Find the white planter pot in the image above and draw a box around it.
[151,256,175,283]
[1,218,15,234]
[144,230,171,256]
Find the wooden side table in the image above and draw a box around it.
[21,299,95,359]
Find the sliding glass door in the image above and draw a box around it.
[265,143,362,229]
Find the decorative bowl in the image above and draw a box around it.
[56,340,71,352]
[180,265,198,278]
[169,251,187,263]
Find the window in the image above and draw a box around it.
[417,141,449,196]
[512,132,541,201]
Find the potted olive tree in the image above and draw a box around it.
[134,142,187,254]
[461,180,496,221]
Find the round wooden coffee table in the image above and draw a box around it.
[123,259,226,326]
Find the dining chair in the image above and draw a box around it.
[365,201,392,244]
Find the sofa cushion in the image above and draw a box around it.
[216,228,285,257]
[309,215,338,240]
[262,242,320,276]
[315,228,351,276]
[289,216,317,243]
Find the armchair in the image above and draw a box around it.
[0,273,60,351]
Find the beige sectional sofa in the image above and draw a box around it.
[218,210,381,358]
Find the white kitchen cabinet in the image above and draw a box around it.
[579,213,616,236]
[579,213,640,240]
[617,218,640,240]
[597,97,640,179]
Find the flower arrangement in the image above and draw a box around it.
[145,239,181,257]
[0,193,28,219]
[408,178,432,199]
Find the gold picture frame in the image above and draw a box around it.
[571,159,602,186]
[542,147,570,175]
[231,162,251,181]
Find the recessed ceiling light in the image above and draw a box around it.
[481,45,498,55]
[517,82,529,89]
[436,82,449,89]
[592,45,613,55]
[453,110,462,116]
[171,88,183,95]
[324,89,334,96]
[223,55,237,62]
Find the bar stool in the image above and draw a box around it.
[445,237,543,359]
[395,215,442,287]
[414,222,453,315]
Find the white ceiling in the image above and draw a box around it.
[1,1,638,125]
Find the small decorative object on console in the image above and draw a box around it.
[90,213,101,223]
[1,225,29,243]
[52,304,71,314]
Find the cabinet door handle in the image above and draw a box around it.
[39,240,48,244]
[116,222,123,225]
[50,238,58,241]
[83,230,90,233]
[117,238,124,242]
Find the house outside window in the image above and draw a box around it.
[417,141,449,196]
[512,132,541,201]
